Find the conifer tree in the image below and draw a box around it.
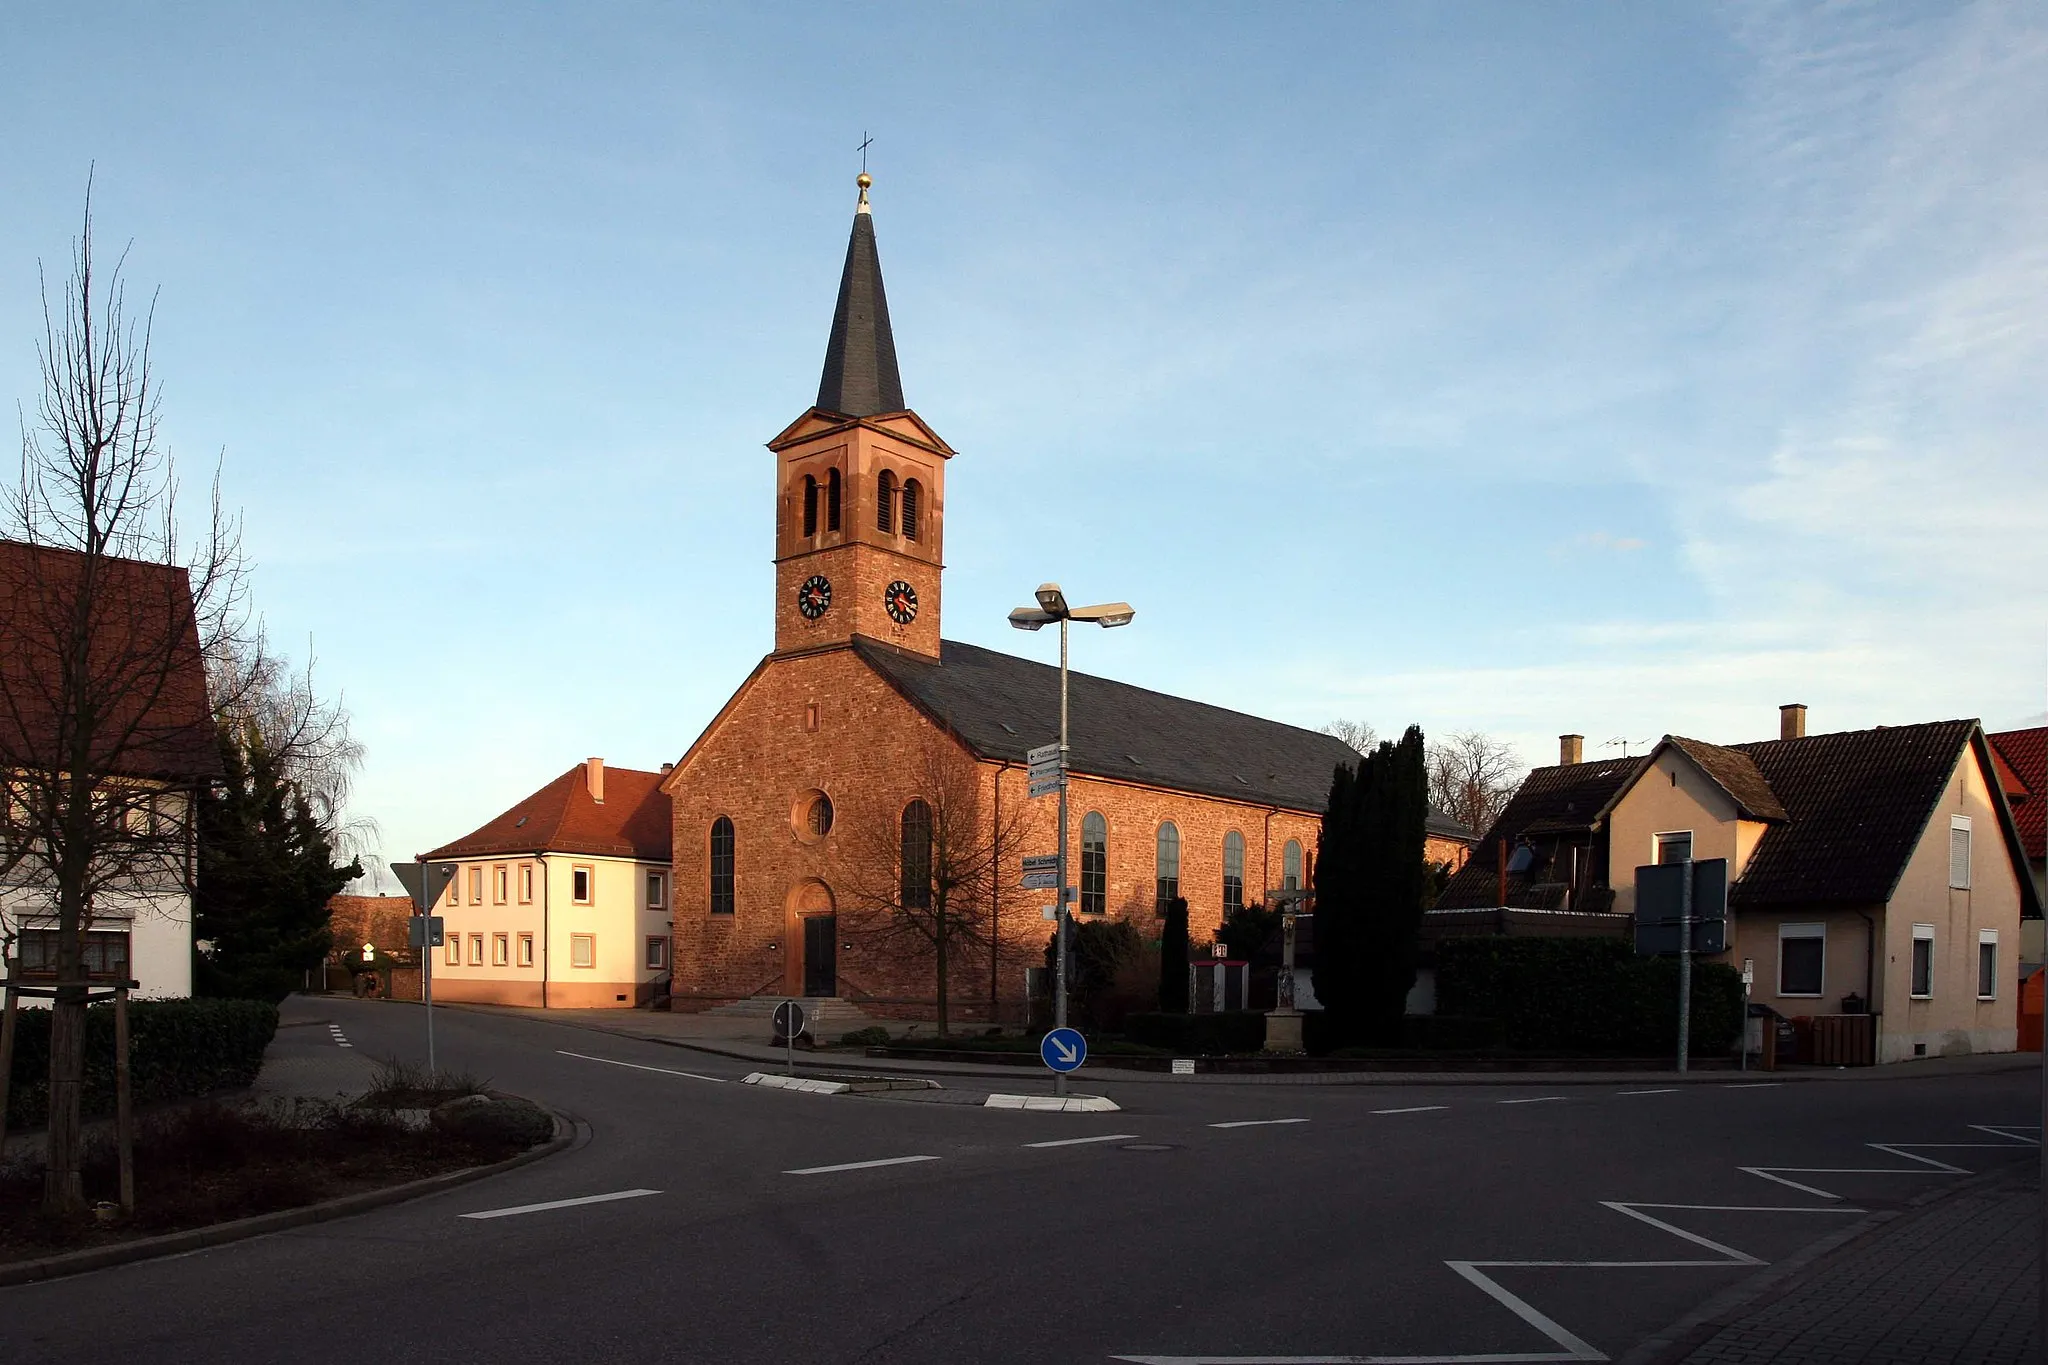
[1158,895,1190,1013]
[1310,758,1366,1033]
[1356,725,1431,1043]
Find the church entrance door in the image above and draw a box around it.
[802,915,837,997]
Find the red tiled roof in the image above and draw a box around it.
[1990,727,2045,861]
[423,763,671,862]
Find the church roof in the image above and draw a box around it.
[854,637,1472,837]
[815,187,904,418]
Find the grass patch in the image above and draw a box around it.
[360,1054,492,1109]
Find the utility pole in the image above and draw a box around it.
[1677,849,1693,1073]
[1053,613,1071,1097]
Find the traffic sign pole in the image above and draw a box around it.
[420,857,435,1077]
[1677,852,1693,1074]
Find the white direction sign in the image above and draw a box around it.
[1020,869,1059,890]
[1021,854,1060,873]
[1026,742,1061,768]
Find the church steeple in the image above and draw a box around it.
[815,173,905,417]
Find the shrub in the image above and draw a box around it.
[1434,937,1743,1055]
[4,997,279,1129]
[1123,1010,1266,1055]
[429,1095,554,1148]
[1397,1014,1504,1051]
[840,1026,892,1047]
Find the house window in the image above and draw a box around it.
[518,863,533,904]
[1155,822,1180,916]
[802,474,818,538]
[492,865,508,905]
[1081,812,1107,915]
[900,799,933,910]
[646,936,669,971]
[1978,929,1998,999]
[1655,832,1693,865]
[1282,840,1303,892]
[804,702,820,733]
[517,933,534,968]
[570,934,596,969]
[710,817,735,914]
[1222,830,1245,916]
[469,934,485,966]
[1911,924,1935,998]
[468,866,483,905]
[826,468,842,532]
[572,865,594,905]
[1949,816,1971,889]
[18,929,130,980]
[876,471,896,532]
[1778,923,1824,997]
[446,874,461,908]
[492,933,509,966]
[901,478,921,540]
[647,869,667,912]
[445,935,462,967]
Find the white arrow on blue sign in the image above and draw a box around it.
[1040,1027,1087,1073]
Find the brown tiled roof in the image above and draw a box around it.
[1665,736,1790,822]
[423,763,671,862]
[1990,727,2045,861]
[1435,756,1644,909]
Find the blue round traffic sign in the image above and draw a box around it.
[1040,1026,1087,1073]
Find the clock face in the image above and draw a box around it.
[796,574,832,620]
[884,579,919,625]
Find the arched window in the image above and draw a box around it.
[900,799,933,910]
[1283,839,1303,892]
[1155,822,1180,917]
[710,817,735,915]
[826,468,842,532]
[901,478,921,540]
[802,475,818,538]
[1223,830,1246,916]
[876,471,896,533]
[1081,812,1108,915]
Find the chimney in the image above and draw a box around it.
[1779,704,1807,741]
[660,761,674,774]
[585,757,605,803]
[1559,734,1584,766]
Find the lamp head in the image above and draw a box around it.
[1008,607,1053,632]
[1034,583,1069,617]
[1071,602,1135,628]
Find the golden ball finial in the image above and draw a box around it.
[857,172,873,191]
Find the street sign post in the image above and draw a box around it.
[1040,1026,1086,1074]
[1020,869,1058,890]
[392,860,459,1075]
[406,917,445,948]
[1027,742,1064,799]
[1633,858,1730,1072]
[772,999,807,1076]
[1021,854,1059,872]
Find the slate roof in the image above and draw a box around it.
[815,198,904,418]
[853,637,1472,837]
[1435,756,1644,909]
[1666,736,1789,822]
[424,763,671,862]
[1989,727,2045,861]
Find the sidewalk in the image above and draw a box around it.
[1646,1163,2040,1365]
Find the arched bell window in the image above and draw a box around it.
[876,471,896,533]
[1081,812,1108,915]
[710,817,735,915]
[1223,830,1246,916]
[900,799,933,910]
[802,475,818,538]
[826,468,842,532]
[1155,822,1180,917]
[901,478,921,541]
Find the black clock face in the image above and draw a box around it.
[796,574,832,620]
[885,579,919,625]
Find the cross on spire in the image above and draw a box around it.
[858,132,875,173]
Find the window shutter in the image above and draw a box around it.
[1949,819,1971,889]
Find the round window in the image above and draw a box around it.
[791,789,835,844]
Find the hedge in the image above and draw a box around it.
[3,997,278,1130]
[1123,1010,1267,1055]
[1434,937,1743,1055]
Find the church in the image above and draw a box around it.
[661,175,1471,1021]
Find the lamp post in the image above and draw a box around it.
[1010,584,1134,1096]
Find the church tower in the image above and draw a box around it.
[770,174,953,660]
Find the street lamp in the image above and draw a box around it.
[1009,583,1134,1095]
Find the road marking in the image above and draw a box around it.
[1372,1105,1449,1115]
[1497,1096,1566,1105]
[1617,1088,1677,1095]
[460,1188,661,1220]
[785,1155,940,1176]
[557,1049,725,1083]
[1210,1119,1311,1129]
[1026,1133,1140,1148]
[1723,1082,1781,1089]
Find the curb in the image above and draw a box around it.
[1618,1155,2037,1365]
[0,1105,576,1290]
[985,1093,1121,1112]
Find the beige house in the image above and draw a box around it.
[422,758,673,1009]
[1438,707,2039,1063]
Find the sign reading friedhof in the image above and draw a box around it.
[1632,858,1730,956]
[1027,741,1064,799]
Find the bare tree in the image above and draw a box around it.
[1426,730,1525,836]
[209,638,375,859]
[840,733,1030,1037]
[0,187,251,1214]
[1322,718,1378,756]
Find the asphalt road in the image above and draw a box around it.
[1,997,2036,1364]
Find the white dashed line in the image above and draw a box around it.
[1025,1133,1140,1148]
[1209,1119,1311,1129]
[1372,1105,1449,1115]
[460,1188,661,1220]
[557,1049,725,1083]
[1618,1088,1679,1095]
[785,1155,940,1176]
[1498,1096,1567,1105]
[1724,1082,1782,1089]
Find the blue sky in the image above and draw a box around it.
[5,2,2043,886]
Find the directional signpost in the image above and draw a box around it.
[772,1000,808,1076]
[1040,1026,1087,1075]
[391,860,459,1074]
[1026,742,1063,800]
[1020,852,1059,891]
[1632,857,1730,1073]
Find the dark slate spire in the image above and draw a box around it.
[815,174,905,417]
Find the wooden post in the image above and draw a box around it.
[114,983,134,1215]
[0,959,19,1153]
